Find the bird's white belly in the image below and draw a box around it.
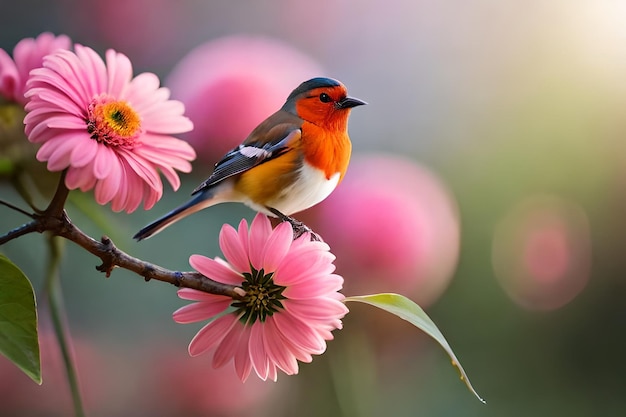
[245,163,340,216]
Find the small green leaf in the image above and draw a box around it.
[344,293,485,403]
[0,254,41,384]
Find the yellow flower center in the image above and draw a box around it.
[87,94,142,147]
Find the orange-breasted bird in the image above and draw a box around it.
[134,77,366,241]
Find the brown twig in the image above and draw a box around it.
[0,199,35,218]
[0,172,243,299]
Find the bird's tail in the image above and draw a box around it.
[133,191,215,241]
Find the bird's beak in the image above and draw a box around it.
[336,96,367,109]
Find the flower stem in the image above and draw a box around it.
[44,170,70,217]
[44,234,86,417]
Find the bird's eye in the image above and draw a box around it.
[319,93,332,103]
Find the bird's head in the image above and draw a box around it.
[283,77,366,131]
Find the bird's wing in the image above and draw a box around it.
[192,127,301,195]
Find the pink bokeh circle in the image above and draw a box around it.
[492,195,591,311]
[166,35,323,164]
[310,153,461,307]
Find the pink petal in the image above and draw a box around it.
[12,34,71,102]
[274,248,336,286]
[237,218,250,260]
[24,83,86,117]
[248,323,270,380]
[22,100,56,123]
[131,140,194,191]
[189,254,243,286]
[172,300,230,324]
[282,298,348,323]
[112,164,144,212]
[25,114,58,142]
[92,145,116,179]
[28,60,84,107]
[106,156,123,192]
[154,163,182,191]
[291,233,330,252]
[138,134,196,160]
[117,148,161,190]
[141,100,193,134]
[283,274,344,299]
[140,182,163,212]
[188,313,238,357]
[262,221,293,272]
[276,333,313,364]
[233,325,253,381]
[0,48,19,101]
[124,71,160,101]
[177,287,228,302]
[12,37,37,74]
[272,312,326,355]
[263,317,299,375]
[74,44,106,96]
[44,137,81,171]
[106,49,132,96]
[267,363,278,382]
[109,162,131,210]
[94,170,121,205]
[53,47,95,103]
[65,165,96,191]
[212,320,246,368]
[274,261,336,288]
[127,86,170,115]
[219,223,250,273]
[248,213,272,270]
[35,137,67,161]
[133,139,195,168]
[70,139,99,167]
[43,116,85,130]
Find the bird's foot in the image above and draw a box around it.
[267,208,322,241]
[288,217,322,241]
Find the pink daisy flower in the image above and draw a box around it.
[173,214,348,382]
[0,32,71,105]
[23,45,195,212]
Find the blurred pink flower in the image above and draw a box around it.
[165,35,323,164]
[173,213,347,382]
[305,154,460,307]
[0,331,106,417]
[62,0,183,69]
[492,195,591,311]
[145,347,276,416]
[0,32,71,105]
[23,45,195,213]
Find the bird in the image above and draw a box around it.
[133,77,366,241]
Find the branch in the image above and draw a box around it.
[0,221,41,244]
[58,214,241,297]
[1,210,242,298]
[1,173,243,299]
[0,199,35,218]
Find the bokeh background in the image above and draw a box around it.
[2,0,626,416]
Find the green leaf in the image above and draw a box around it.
[0,254,41,384]
[344,293,485,403]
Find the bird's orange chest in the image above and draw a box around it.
[300,121,352,181]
